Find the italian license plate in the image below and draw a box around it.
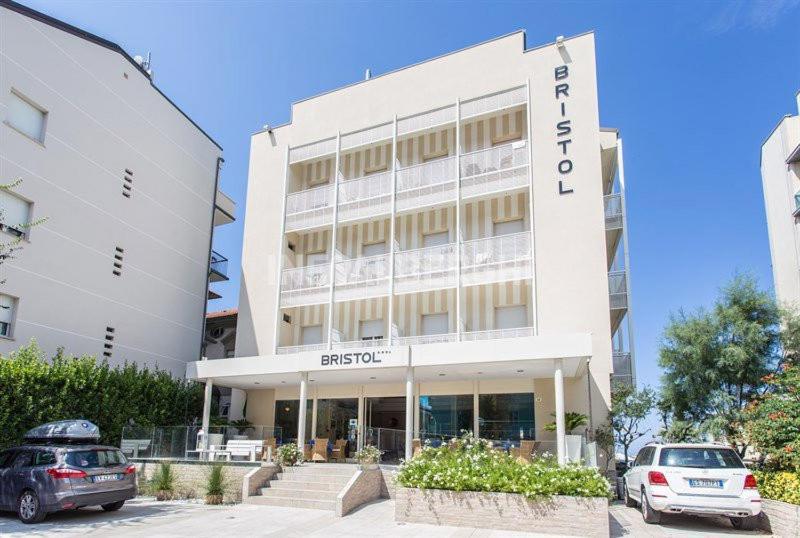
[93,474,121,483]
[688,479,723,488]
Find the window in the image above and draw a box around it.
[306,252,327,266]
[493,218,524,237]
[274,400,312,444]
[11,450,32,469]
[422,313,448,335]
[0,450,14,468]
[65,449,126,469]
[7,91,46,143]
[301,325,323,346]
[362,242,386,257]
[423,231,449,248]
[495,305,527,330]
[478,393,535,442]
[360,319,383,341]
[0,294,16,338]
[0,190,31,238]
[658,447,744,469]
[419,395,473,437]
[33,450,56,466]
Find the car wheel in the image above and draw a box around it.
[18,490,46,524]
[101,500,125,512]
[730,516,758,530]
[641,489,661,524]
[624,480,638,508]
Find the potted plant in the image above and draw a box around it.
[354,445,382,470]
[205,464,225,505]
[544,412,588,463]
[276,443,302,466]
[230,418,253,438]
[151,462,175,501]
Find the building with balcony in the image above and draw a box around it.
[0,1,235,376]
[761,90,800,307]
[189,30,635,463]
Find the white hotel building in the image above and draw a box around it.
[189,30,635,463]
[0,1,235,376]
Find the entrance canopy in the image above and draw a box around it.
[187,333,592,389]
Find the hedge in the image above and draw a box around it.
[754,470,800,505]
[0,341,204,449]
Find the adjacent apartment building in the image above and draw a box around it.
[0,1,235,376]
[189,30,635,464]
[761,91,800,307]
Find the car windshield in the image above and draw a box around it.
[65,449,127,469]
[658,447,744,468]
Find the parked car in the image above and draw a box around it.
[622,443,761,529]
[0,420,137,523]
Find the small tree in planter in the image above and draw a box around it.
[205,464,226,505]
[276,443,302,466]
[354,445,382,469]
[151,462,175,501]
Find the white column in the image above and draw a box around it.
[413,387,420,437]
[455,99,462,341]
[405,366,414,460]
[298,372,308,446]
[554,359,566,465]
[228,388,246,421]
[272,146,290,353]
[472,380,480,438]
[617,138,637,385]
[310,391,318,439]
[387,116,398,344]
[326,134,342,349]
[201,378,213,453]
[357,394,365,451]
[525,78,539,334]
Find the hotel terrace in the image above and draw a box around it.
[187,30,635,466]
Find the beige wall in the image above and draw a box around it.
[0,6,221,376]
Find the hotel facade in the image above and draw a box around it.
[761,91,800,307]
[0,1,235,376]
[189,31,635,463]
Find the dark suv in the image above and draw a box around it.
[0,421,137,523]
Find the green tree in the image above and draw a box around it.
[658,275,780,456]
[611,382,656,464]
[745,363,800,470]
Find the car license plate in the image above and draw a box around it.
[688,479,723,488]
[93,474,121,483]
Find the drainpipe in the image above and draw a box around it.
[200,156,224,362]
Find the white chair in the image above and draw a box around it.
[120,439,151,458]
[225,439,264,461]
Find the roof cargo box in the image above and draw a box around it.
[23,420,100,444]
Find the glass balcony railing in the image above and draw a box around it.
[608,270,628,310]
[394,243,458,293]
[461,231,533,286]
[337,171,392,222]
[284,183,335,231]
[794,191,800,216]
[209,250,228,281]
[280,263,330,307]
[460,141,529,199]
[395,156,457,212]
[604,193,623,230]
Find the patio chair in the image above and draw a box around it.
[510,440,539,463]
[303,443,313,462]
[412,438,422,458]
[330,439,347,462]
[261,437,277,461]
[312,438,329,462]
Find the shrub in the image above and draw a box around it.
[151,462,175,499]
[754,470,800,505]
[0,341,204,449]
[205,464,226,502]
[745,364,800,471]
[395,433,610,499]
[277,443,302,466]
[354,445,381,465]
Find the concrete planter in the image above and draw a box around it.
[757,499,800,537]
[395,487,609,537]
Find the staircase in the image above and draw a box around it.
[246,463,357,511]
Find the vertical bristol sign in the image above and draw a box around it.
[554,64,574,195]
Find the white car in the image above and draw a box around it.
[623,443,761,529]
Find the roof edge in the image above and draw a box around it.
[1,0,222,151]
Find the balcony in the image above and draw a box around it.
[334,252,391,302]
[209,250,229,282]
[460,141,529,199]
[604,193,623,230]
[461,326,535,341]
[337,171,392,223]
[609,270,628,333]
[289,137,336,164]
[612,351,633,385]
[276,343,327,355]
[285,184,334,232]
[213,189,236,226]
[793,191,800,217]
[280,263,330,307]
[332,338,389,350]
[460,86,527,120]
[394,243,457,294]
[461,232,532,286]
[395,333,458,345]
[395,156,457,212]
[397,105,456,137]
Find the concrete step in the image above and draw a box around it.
[259,487,337,501]
[279,465,356,477]
[246,495,336,511]
[275,473,353,484]
[266,480,346,492]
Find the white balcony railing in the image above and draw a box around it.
[461,326,534,341]
[460,141,529,199]
[340,123,393,151]
[289,137,337,164]
[394,243,457,294]
[337,171,392,222]
[608,271,628,309]
[280,264,330,307]
[285,184,334,231]
[395,156,457,212]
[604,193,623,230]
[276,343,327,355]
[398,105,456,136]
[395,333,458,345]
[460,86,527,120]
[334,253,391,301]
[332,338,389,350]
[461,232,533,286]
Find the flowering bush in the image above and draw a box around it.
[354,445,382,465]
[745,364,800,471]
[753,470,800,505]
[395,433,610,498]
[276,443,302,466]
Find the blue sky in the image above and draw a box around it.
[23,0,800,444]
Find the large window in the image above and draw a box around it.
[301,325,323,345]
[495,305,527,330]
[0,190,31,238]
[493,218,524,237]
[315,398,358,442]
[419,395,473,438]
[421,313,448,336]
[0,294,16,338]
[478,393,535,442]
[6,91,46,143]
[274,399,312,444]
[360,319,383,341]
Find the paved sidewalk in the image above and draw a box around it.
[609,503,770,537]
